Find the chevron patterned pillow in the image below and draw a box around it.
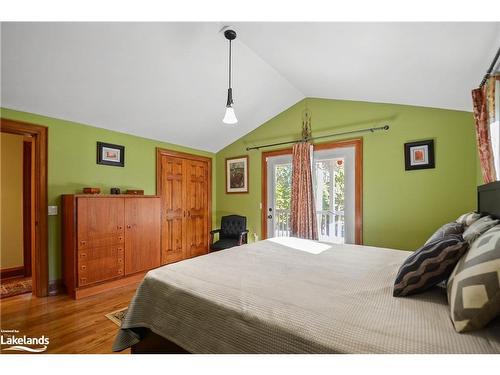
[447,225,500,332]
[393,234,469,297]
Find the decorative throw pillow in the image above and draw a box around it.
[424,222,464,245]
[447,225,500,332]
[462,215,499,243]
[456,212,481,226]
[393,234,469,297]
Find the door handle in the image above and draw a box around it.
[267,214,273,219]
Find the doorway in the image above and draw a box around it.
[262,139,362,244]
[0,118,48,297]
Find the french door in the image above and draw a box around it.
[266,154,293,238]
[263,140,361,244]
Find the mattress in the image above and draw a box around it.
[113,237,500,353]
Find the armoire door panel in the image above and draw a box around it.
[124,197,161,275]
[77,197,124,249]
[160,156,186,264]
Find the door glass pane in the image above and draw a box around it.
[314,157,345,243]
[273,163,292,237]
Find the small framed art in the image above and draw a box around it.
[404,140,434,171]
[226,155,249,193]
[97,142,125,167]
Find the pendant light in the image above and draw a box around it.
[222,29,238,124]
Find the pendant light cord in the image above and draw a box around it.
[228,40,232,89]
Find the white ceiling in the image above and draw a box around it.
[1,22,500,152]
[233,22,500,111]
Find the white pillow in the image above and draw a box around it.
[456,211,481,226]
[463,216,499,243]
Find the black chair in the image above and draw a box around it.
[210,215,249,251]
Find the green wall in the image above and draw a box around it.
[0,108,216,281]
[215,98,478,251]
[0,98,479,280]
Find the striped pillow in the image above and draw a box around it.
[393,234,469,297]
[447,225,500,332]
[424,222,464,245]
[456,212,481,226]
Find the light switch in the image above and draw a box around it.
[48,206,58,216]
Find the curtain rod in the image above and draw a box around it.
[479,45,500,88]
[245,125,390,151]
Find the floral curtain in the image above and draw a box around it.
[290,141,318,240]
[486,76,497,123]
[472,83,497,183]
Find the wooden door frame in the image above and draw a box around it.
[156,148,212,254]
[23,137,34,277]
[0,118,49,296]
[261,138,363,244]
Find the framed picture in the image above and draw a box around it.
[226,155,249,193]
[404,140,435,171]
[97,142,125,167]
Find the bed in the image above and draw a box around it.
[113,184,500,354]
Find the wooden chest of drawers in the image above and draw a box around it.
[62,195,161,299]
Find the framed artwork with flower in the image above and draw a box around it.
[404,140,435,171]
[225,155,249,193]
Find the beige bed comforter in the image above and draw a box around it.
[113,238,500,353]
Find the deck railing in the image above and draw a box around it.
[272,209,344,242]
[317,210,344,241]
[273,209,291,237]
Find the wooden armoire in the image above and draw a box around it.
[156,148,211,264]
[62,195,161,299]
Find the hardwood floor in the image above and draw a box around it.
[0,282,138,354]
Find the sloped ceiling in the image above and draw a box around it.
[0,22,303,152]
[233,22,500,112]
[1,22,499,152]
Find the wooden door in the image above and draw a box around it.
[159,156,186,264]
[124,197,161,275]
[185,159,209,258]
[77,197,124,250]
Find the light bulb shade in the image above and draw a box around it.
[222,106,238,124]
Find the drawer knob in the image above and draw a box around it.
[81,265,87,270]
[126,225,132,229]
[80,240,86,245]
[80,253,87,258]
[117,225,123,230]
